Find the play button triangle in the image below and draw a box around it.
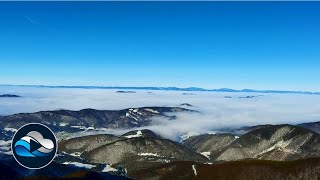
[30,138,42,152]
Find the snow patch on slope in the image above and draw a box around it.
[200,152,211,159]
[4,128,17,132]
[144,108,159,114]
[63,162,96,169]
[59,122,68,127]
[0,140,11,154]
[124,130,143,138]
[138,153,162,157]
[255,139,294,158]
[70,126,95,131]
[180,132,200,141]
[102,165,118,172]
[192,164,197,176]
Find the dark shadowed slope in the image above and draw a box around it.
[0,154,129,180]
[299,121,320,134]
[131,158,320,180]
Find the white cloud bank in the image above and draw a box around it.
[1,86,320,140]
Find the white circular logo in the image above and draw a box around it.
[11,123,58,169]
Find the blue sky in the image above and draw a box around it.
[0,2,319,91]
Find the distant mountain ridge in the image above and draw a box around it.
[1,84,319,95]
[0,106,195,141]
[0,94,20,97]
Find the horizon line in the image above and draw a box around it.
[0,84,319,95]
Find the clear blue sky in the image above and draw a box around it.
[0,2,319,91]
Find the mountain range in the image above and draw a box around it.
[1,106,320,179]
[0,106,194,140]
[1,84,319,95]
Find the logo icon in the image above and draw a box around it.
[11,123,57,169]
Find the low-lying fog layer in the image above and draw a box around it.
[1,86,320,140]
